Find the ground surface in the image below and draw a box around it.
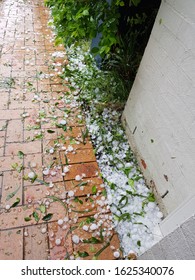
[0,0,120,260]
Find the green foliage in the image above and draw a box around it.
[101,31,142,98]
[45,0,140,56]
[131,0,141,6]
[45,0,160,101]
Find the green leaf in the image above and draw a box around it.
[102,189,107,196]
[33,133,43,140]
[124,167,132,176]
[148,193,155,202]
[33,211,40,222]
[89,245,96,253]
[78,251,89,258]
[109,182,116,190]
[82,9,89,16]
[23,175,29,180]
[74,181,88,188]
[64,154,69,165]
[78,220,85,228]
[56,124,67,131]
[128,179,134,187]
[42,213,53,221]
[116,0,124,6]
[35,178,49,186]
[92,185,97,195]
[39,205,46,214]
[116,213,131,222]
[11,162,18,170]
[6,186,21,201]
[119,1,125,6]
[85,217,95,224]
[91,47,99,54]
[83,237,102,244]
[94,241,110,259]
[11,163,24,173]
[17,151,24,159]
[74,197,83,204]
[119,196,128,208]
[11,197,20,208]
[24,216,31,222]
[70,139,77,145]
[47,129,55,134]
[100,227,104,242]
[137,240,141,247]
[131,0,141,6]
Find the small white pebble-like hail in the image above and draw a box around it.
[72,235,80,244]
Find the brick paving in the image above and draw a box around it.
[0,0,120,259]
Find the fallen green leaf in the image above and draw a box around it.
[102,189,107,196]
[47,129,55,133]
[85,217,95,224]
[6,186,21,201]
[11,197,20,208]
[11,163,24,173]
[92,185,97,195]
[39,205,46,214]
[23,175,29,180]
[74,181,88,188]
[137,240,141,247]
[74,197,83,204]
[33,211,40,222]
[89,245,96,253]
[93,235,114,259]
[100,227,104,242]
[24,216,31,222]
[94,242,110,259]
[42,213,53,221]
[148,192,155,202]
[35,178,49,186]
[64,154,69,165]
[78,251,89,258]
[56,123,67,131]
[119,196,128,208]
[70,139,77,145]
[17,151,24,159]
[83,237,102,244]
[118,213,131,222]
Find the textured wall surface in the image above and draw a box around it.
[139,215,195,260]
[123,0,195,216]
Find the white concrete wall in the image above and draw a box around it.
[123,0,195,218]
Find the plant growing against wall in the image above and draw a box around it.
[45,0,160,101]
[45,0,143,56]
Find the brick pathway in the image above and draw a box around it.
[0,0,120,260]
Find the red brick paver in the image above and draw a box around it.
[0,0,120,260]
